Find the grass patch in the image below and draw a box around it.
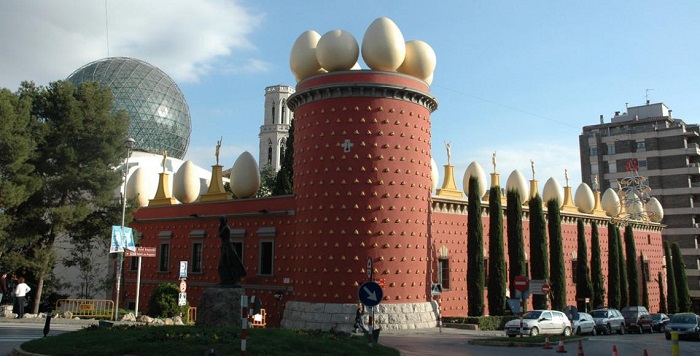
[21,325,399,356]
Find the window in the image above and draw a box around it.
[637,141,646,150]
[638,160,647,169]
[643,260,650,281]
[438,258,450,289]
[591,163,599,174]
[572,259,578,284]
[609,161,617,174]
[159,243,170,272]
[607,145,616,155]
[590,147,598,156]
[259,240,274,275]
[483,257,489,284]
[129,256,138,271]
[267,140,273,166]
[191,242,203,273]
[281,100,286,124]
[271,104,275,123]
[233,241,244,260]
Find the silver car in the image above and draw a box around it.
[505,310,572,337]
[572,312,597,335]
[590,308,626,335]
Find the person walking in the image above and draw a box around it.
[14,277,31,318]
[0,273,8,305]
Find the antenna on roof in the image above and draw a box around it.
[105,0,110,57]
[645,88,653,104]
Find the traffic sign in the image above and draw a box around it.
[358,281,383,307]
[366,257,373,280]
[125,246,157,258]
[178,293,187,306]
[541,283,551,294]
[179,261,188,279]
[179,280,187,293]
[514,276,528,292]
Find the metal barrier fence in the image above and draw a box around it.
[55,299,114,320]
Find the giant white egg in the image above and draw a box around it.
[505,169,529,200]
[542,177,564,207]
[646,197,664,222]
[574,183,595,213]
[126,166,159,208]
[361,17,406,71]
[231,151,260,199]
[463,161,487,199]
[397,40,436,82]
[290,30,326,81]
[601,188,621,217]
[316,30,359,71]
[424,72,434,86]
[430,158,439,191]
[173,160,200,204]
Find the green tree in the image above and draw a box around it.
[256,164,277,198]
[590,222,605,308]
[575,219,593,311]
[617,227,628,308]
[624,225,639,306]
[607,223,621,309]
[147,283,188,318]
[273,118,294,195]
[671,242,692,312]
[0,88,41,264]
[529,194,548,310]
[467,176,484,316]
[664,241,678,314]
[506,190,526,301]
[658,271,667,314]
[547,200,566,310]
[8,81,129,313]
[487,186,506,315]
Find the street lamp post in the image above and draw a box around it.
[115,137,135,320]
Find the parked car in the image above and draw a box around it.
[651,313,670,332]
[572,312,597,335]
[590,308,626,335]
[504,310,572,337]
[621,306,653,334]
[665,313,700,340]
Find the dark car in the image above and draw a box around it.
[621,306,653,334]
[651,313,670,332]
[665,313,700,340]
[591,308,626,335]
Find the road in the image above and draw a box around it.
[0,318,95,356]
[379,328,700,355]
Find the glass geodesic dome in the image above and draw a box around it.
[67,57,191,159]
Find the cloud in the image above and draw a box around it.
[0,0,262,89]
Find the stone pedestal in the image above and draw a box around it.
[200,164,230,202]
[195,287,244,327]
[149,172,177,206]
[436,164,464,199]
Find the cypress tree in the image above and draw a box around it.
[547,199,566,310]
[617,226,629,308]
[664,241,678,314]
[590,222,605,309]
[467,176,485,316]
[575,219,593,311]
[488,186,507,315]
[607,223,621,309]
[529,194,548,310]
[658,271,667,314]
[506,190,526,302]
[671,242,692,312]
[624,225,639,306]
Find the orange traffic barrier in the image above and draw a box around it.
[577,340,584,356]
[612,345,618,356]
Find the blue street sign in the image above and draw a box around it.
[358,281,383,307]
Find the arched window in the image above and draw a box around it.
[271,104,276,124]
[280,138,286,163]
[267,139,273,165]
[281,100,287,124]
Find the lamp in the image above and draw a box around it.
[115,137,135,320]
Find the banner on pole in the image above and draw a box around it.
[110,226,136,253]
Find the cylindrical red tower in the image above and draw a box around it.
[285,71,438,329]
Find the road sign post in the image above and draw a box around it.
[359,281,383,346]
[124,246,157,318]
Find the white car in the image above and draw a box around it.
[572,312,597,335]
[505,310,572,337]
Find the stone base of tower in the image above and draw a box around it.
[280,301,438,332]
